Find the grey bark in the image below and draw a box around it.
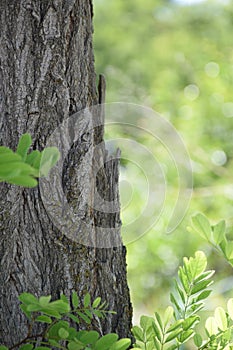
[0,0,132,346]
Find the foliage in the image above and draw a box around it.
[0,133,60,187]
[190,213,233,267]
[2,241,233,349]
[132,250,233,349]
[0,292,130,350]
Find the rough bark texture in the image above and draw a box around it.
[0,0,132,346]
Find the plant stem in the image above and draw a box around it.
[9,333,43,350]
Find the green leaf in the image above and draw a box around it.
[60,293,69,304]
[190,278,213,295]
[222,328,231,341]
[194,333,202,347]
[26,150,41,168]
[153,337,161,350]
[152,320,162,342]
[40,307,61,318]
[213,220,226,244]
[214,307,228,331]
[19,345,34,350]
[76,311,91,324]
[48,339,60,347]
[188,301,204,315]
[196,290,212,302]
[219,238,227,256]
[167,319,183,333]
[94,333,119,350]
[164,306,174,327]
[193,270,215,284]
[26,304,42,312]
[19,293,38,305]
[68,313,80,324]
[33,153,43,172]
[0,162,36,179]
[72,291,80,308]
[227,298,233,320]
[79,330,100,345]
[84,293,91,308]
[76,330,87,340]
[35,315,52,324]
[49,299,70,313]
[58,327,69,339]
[179,329,194,343]
[0,146,12,154]
[67,327,78,339]
[39,295,51,306]
[165,328,182,342]
[99,300,107,309]
[205,317,218,336]
[20,304,32,319]
[92,297,101,308]
[178,268,189,294]
[109,339,131,350]
[174,280,185,304]
[47,320,69,337]
[154,312,163,332]
[182,316,200,330]
[0,151,22,164]
[145,341,155,350]
[7,175,38,187]
[132,326,144,342]
[185,251,207,280]
[191,213,212,241]
[183,259,192,283]
[68,341,84,350]
[93,309,104,318]
[16,133,32,161]
[170,293,181,313]
[0,347,8,350]
[39,147,60,177]
[140,315,151,330]
[34,347,51,350]
[225,241,233,260]
[84,309,92,318]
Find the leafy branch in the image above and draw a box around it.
[189,212,233,267]
[0,133,60,187]
[132,251,214,350]
[0,292,130,350]
[132,213,233,350]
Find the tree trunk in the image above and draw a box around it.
[0,0,132,346]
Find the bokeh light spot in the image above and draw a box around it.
[184,84,199,101]
[205,62,220,78]
[211,150,227,166]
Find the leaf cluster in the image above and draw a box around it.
[131,221,233,350]
[132,251,213,350]
[0,133,60,187]
[195,300,233,349]
[2,245,233,349]
[0,292,130,350]
[190,213,233,266]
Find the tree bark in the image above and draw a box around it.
[0,0,132,346]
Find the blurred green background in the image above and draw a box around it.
[93,0,233,323]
